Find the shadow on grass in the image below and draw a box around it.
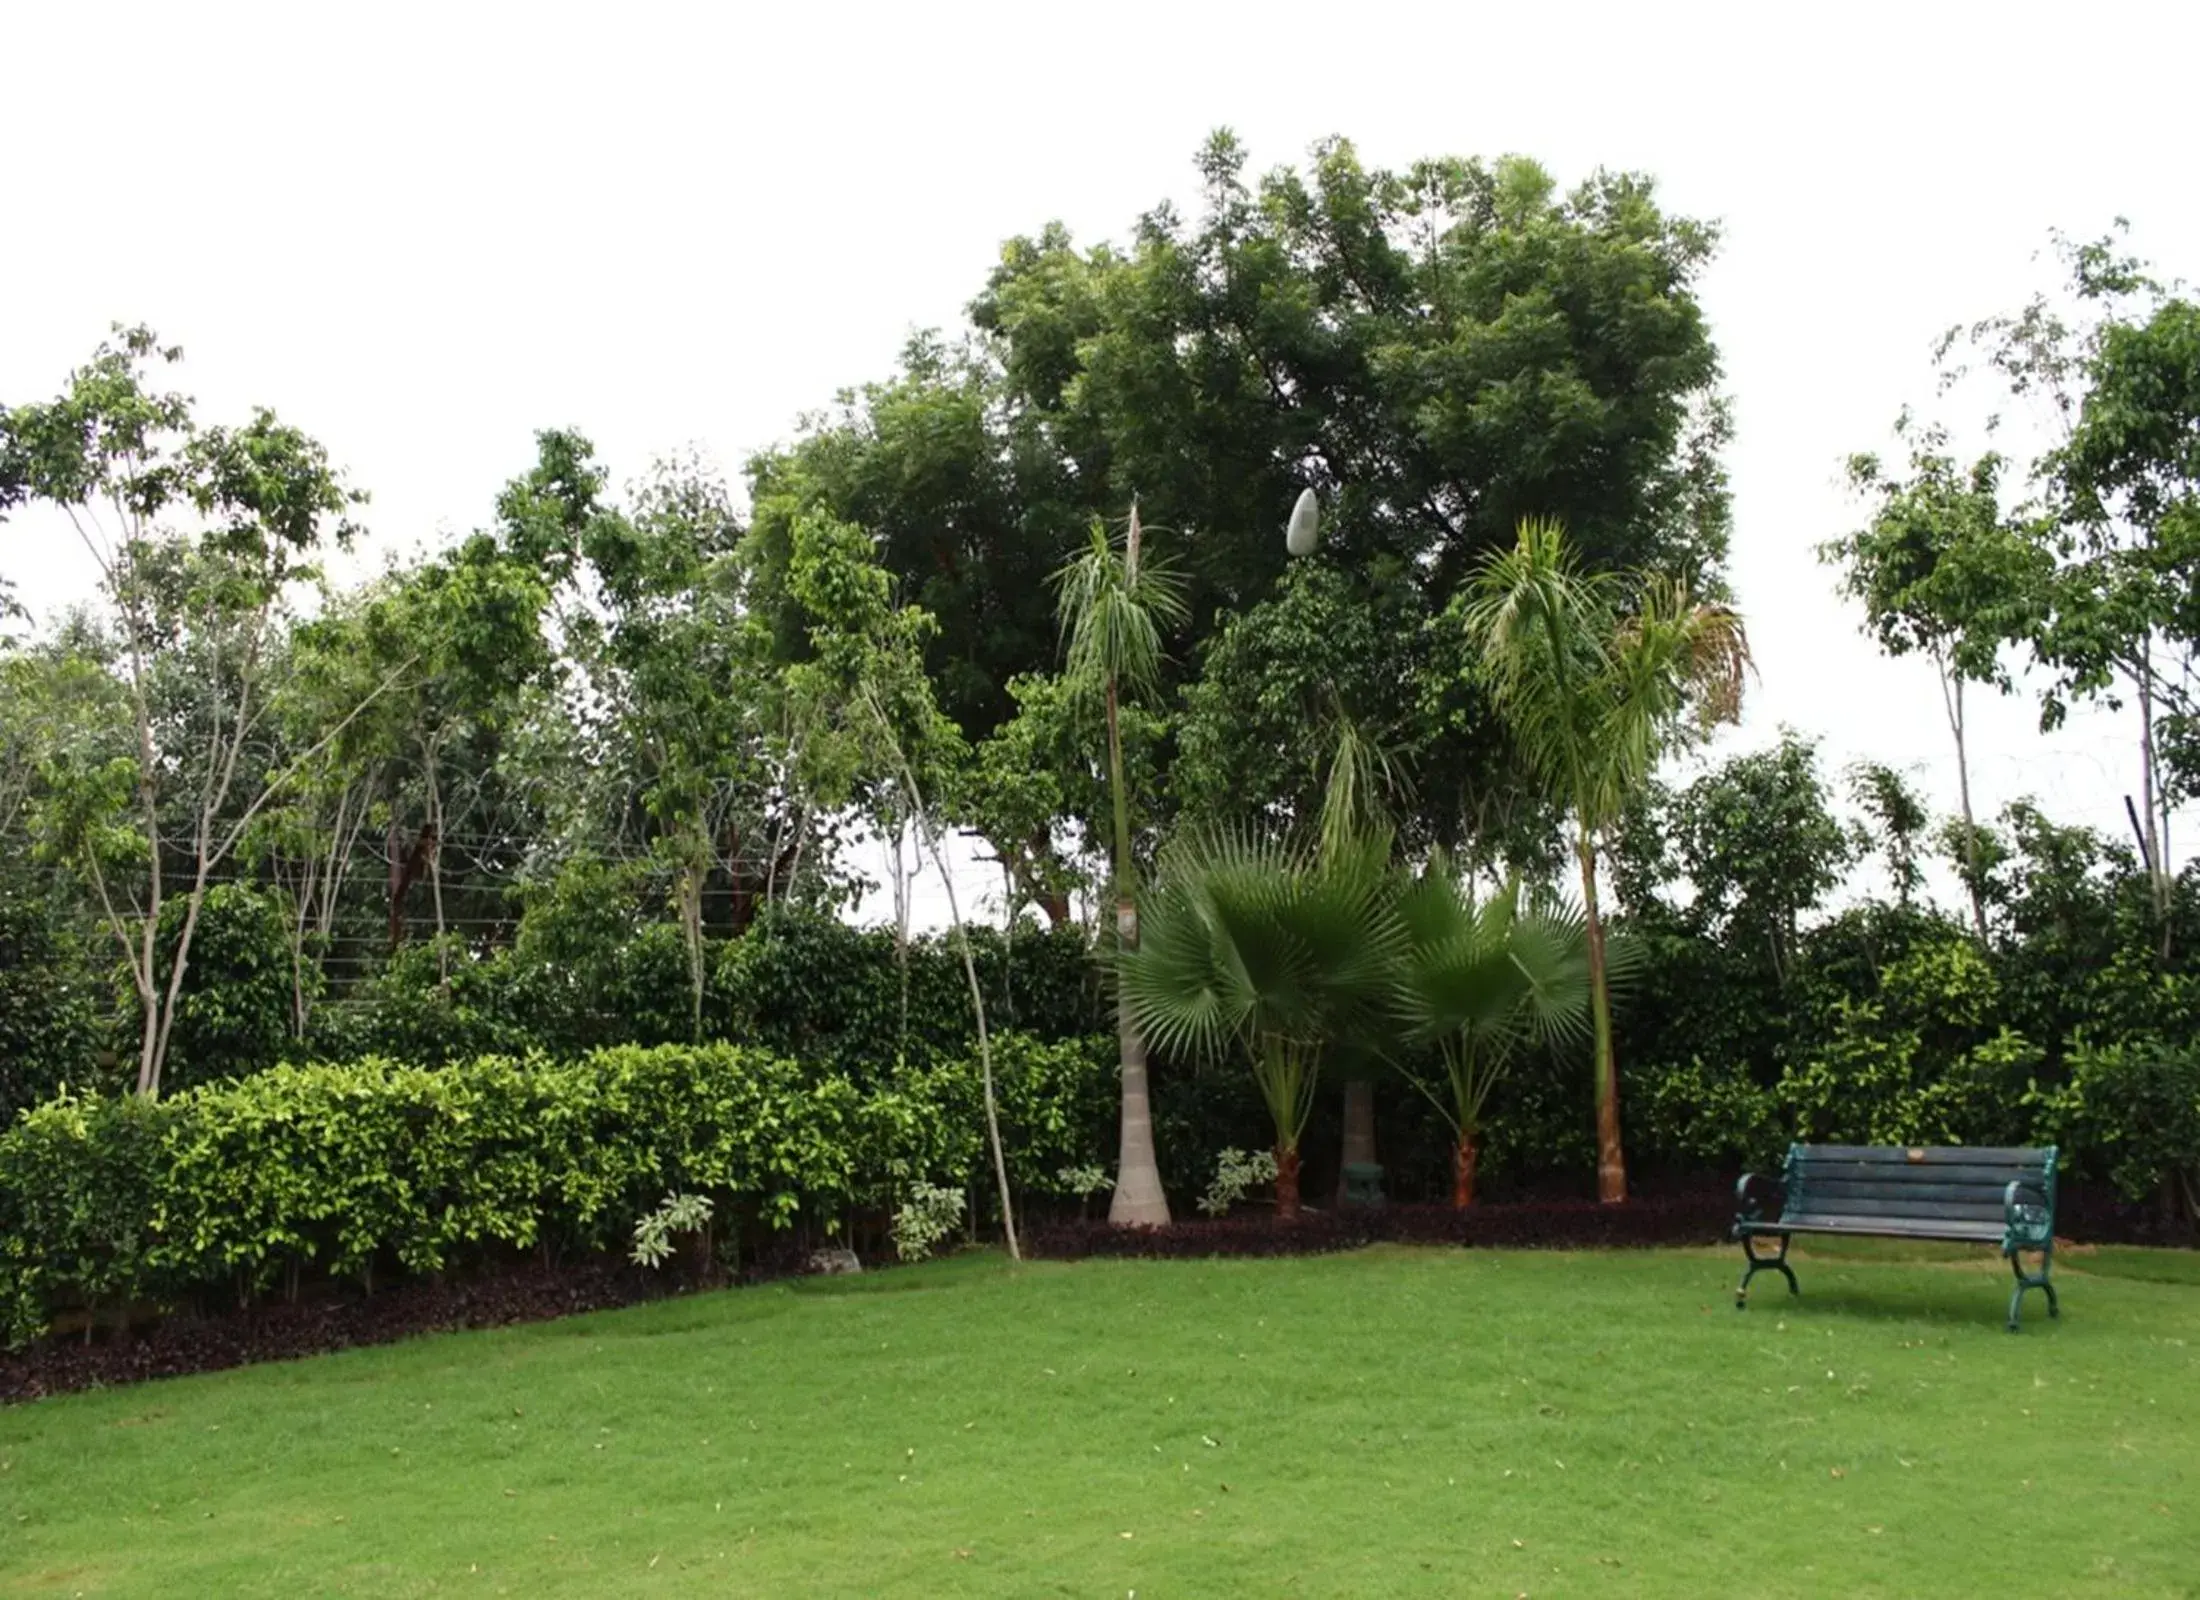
[1755,1285,2055,1331]
[2063,1245,2200,1288]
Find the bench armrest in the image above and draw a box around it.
[2003,1179,2053,1250]
[1734,1171,1783,1227]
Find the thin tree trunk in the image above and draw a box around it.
[1937,659,1989,943]
[425,752,449,988]
[289,846,319,1042]
[891,806,911,1056]
[2137,655,2171,958]
[1578,829,1626,1205]
[130,651,163,1097]
[681,823,707,1043]
[1336,1076,1377,1205]
[1452,1130,1479,1209]
[883,740,1019,1261]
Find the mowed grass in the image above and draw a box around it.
[3,1244,2197,1597]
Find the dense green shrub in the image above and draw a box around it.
[0,1033,1119,1347]
[2034,1042,2200,1216]
[153,884,301,1091]
[0,881,107,1120]
[311,907,1105,1071]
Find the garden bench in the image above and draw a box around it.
[1732,1144,2059,1331]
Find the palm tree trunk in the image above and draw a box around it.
[1452,1131,1479,1209]
[1578,830,1626,1205]
[1104,675,1170,1226]
[1274,1144,1302,1219]
[1108,894,1171,1225]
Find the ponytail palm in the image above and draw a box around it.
[1462,518,1749,1204]
[1055,504,1187,1226]
[1393,857,1595,1206]
[1120,828,1400,1216]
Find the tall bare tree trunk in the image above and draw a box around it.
[891,808,911,1056]
[1937,659,1989,943]
[889,757,1019,1261]
[1578,830,1626,1206]
[2137,656,2171,958]
[680,823,707,1043]
[424,752,449,989]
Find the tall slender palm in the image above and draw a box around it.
[1118,827,1400,1217]
[1461,518,1750,1204]
[1055,502,1188,1226]
[1392,857,1596,1206]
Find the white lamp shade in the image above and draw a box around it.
[1285,487,1320,556]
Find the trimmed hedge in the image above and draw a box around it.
[0,1034,1116,1349]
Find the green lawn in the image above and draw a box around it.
[4,1243,2197,1597]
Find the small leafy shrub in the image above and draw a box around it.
[891,1182,967,1262]
[1630,1055,1783,1172]
[630,1192,715,1268]
[1199,1148,1279,1216]
[1056,1164,1111,1217]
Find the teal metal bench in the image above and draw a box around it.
[1732,1144,2059,1331]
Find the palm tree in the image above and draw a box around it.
[1118,827,1400,1217]
[1461,519,1750,1204]
[1392,857,1596,1206]
[1054,502,1188,1226]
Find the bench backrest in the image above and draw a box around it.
[1783,1144,2056,1226]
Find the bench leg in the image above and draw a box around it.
[2006,1246,2056,1333]
[1736,1232,1798,1309]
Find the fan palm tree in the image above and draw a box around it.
[1118,827,1400,1217]
[1392,856,1596,1206]
[1461,518,1749,1204]
[1055,502,1188,1226]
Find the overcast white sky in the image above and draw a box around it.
[5,0,2196,928]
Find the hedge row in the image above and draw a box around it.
[0,1035,1116,1349]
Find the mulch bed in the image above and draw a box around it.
[0,1253,804,1407]
[3,1262,647,1406]
[1027,1194,1737,1261]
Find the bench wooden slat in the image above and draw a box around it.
[1773,1215,2005,1241]
[1793,1161,2044,1188]
[1797,1179,2016,1207]
[1796,1145,2046,1165]
[1789,1192,2008,1221]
